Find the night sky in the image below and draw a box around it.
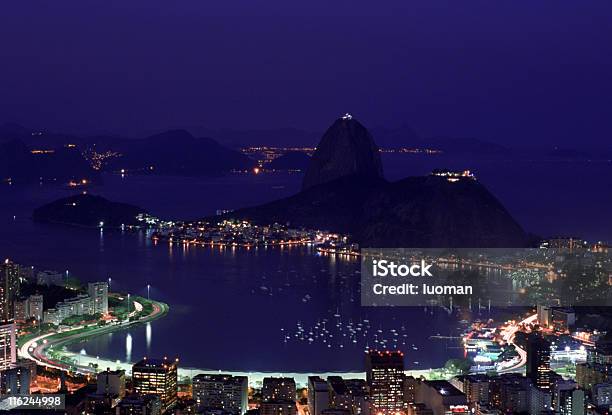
[1,1,611,147]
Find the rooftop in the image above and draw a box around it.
[424,380,464,397]
[133,357,178,368]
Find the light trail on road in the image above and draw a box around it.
[498,313,537,373]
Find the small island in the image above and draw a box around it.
[33,194,146,228]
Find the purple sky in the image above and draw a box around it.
[1,1,611,146]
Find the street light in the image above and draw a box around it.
[147,284,150,300]
[108,277,112,289]
[127,294,130,315]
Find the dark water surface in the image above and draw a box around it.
[0,155,609,371]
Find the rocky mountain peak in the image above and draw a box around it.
[302,115,383,190]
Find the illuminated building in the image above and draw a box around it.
[56,294,94,321]
[576,338,612,393]
[0,364,31,395]
[0,260,20,322]
[343,379,369,415]
[527,385,551,415]
[28,294,43,321]
[87,394,116,414]
[262,377,296,402]
[261,377,297,415]
[498,376,528,414]
[308,376,329,415]
[47,282,108,323]
[13,298,27,322]
[553,381,584,415]
[117,394,162,415]
[328,376,353,412]
[404,376,418,404]
[473,404,500,415]
[462,375,489,407]
[589,337,612,365]
[541,237,587,254]
[260,401,297,415]
[593,383,612,408]
[89,369,126,412]
[43,308,60,325]
[192,373,248,415]
[485,377,502,410]
[97,368,126,399]
[327,377,368,415]
[88,281,109,314]
[536,305,552,329]
[365,350,405,414]
[430,169,476,183]
[132,357,178,413]
[13,294,43,323]
[0,322,16,370]
[16,358,37,381]
[526,334,551,391]
[551,309,576,332]
[575,363,609,392]
[36,270,65,286]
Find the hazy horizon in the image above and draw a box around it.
[2,1,612,148]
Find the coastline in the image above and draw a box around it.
[19,295,532,388]
[19,296,168,374]
[18,296,449,387]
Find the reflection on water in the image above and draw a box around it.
[1,167,610,371]
[126,333,132,362]
[146,322,152,351]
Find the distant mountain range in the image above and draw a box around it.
[101,129,252,175]
[189,123,511,153]
[0,124,253,181]
[0,139,96,184]
[193,127,321,149]
[192,123,611,160]
[1,121,609,184]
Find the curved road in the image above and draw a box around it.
[20,300,167,374]
[497,313,537,373]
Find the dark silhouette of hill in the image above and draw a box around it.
[0,123,86,148]
[0,124,253,177]
[302,116,383,190]
[225,116,528,248]
[3,122,608,162]
[229,174,527,247]
[103,129,253,175]
[195,127,321,148]
[33,194,145,227]
[0,139,96,183]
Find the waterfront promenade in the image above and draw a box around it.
[19,299,534,388]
